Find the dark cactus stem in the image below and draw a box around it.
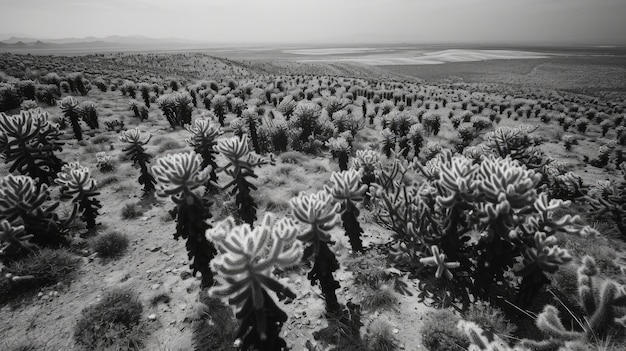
[234,175,258,225]
[172,194,217,287]
[399,137,410,158]
[215,106,226,126]
[138,158,156,193]
[78,193,102,230]
[236,290,290,351]
[341,201,364,253]
[306,244,341,314]
[248,119,261,155]
[68,111,82,141]
[474,220,517,301]
[338,151,348,171]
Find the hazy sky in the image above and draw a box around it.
[0,0,624,44]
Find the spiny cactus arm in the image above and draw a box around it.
[0,219,36,254]
[519,232,572,275]
[55,162,97,197]
[0,175,50,216]
[119,127,152,145]
[325,169,367,202]
[289,191,341,244]
[419,245,460,280]
[152,152,211,200]
[535,305,585,341]
[458,320,528,351]
[207,213,302,311]
[435,152,480,208]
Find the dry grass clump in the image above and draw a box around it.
[91,231,130,258]
[121,202,144,219]
[73,288,146,351]
[0,248,81,305]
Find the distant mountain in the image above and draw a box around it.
[0,35,212,52]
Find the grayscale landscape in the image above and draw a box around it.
[1,1,625,350]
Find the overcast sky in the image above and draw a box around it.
[0,0,624,44]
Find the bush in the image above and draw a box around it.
[462,301,517,338]
[121,203,143,219]
[0,248,80,305]
[91,231,129,258]
[73,288,145,350]
[365,320,398,351]
[421,309,468,351]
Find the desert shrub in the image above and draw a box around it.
[0,248,80,305]
[421,309,468,351]
[0,83,22,112]
[191,292,237,351]
[422,112,441,136]
[19,99,37,110]
[121,202,143,219]
[462,301,517,338]
[360,287,398,312]
[600,119,613,137]
[77,100,99,129]
[575,117,590,134]
[73,288,145,351]
[365,320,398,351]
[91,231,129,258]
[35,84,60,106]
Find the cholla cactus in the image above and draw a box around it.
[55,162,101,229]
[0,175,72,252]
[458,320,531,351]
[588,164,626,238]
[0,110,65,185]
[420,245,460,280]
[153,152,216,287]
[230,117,246,138]
[351,149,381,204]
[60,96,82,141]
[482,125,546,169]
[0,219,34,255]
[327,136,351,171]
[380,128,395,158]
[216,137,270,225]
[475,155,541,224]
[408,123,425,158]
[207,213,302,350]
[185,117,221,192]
[95,152,114,173]
[242,109,261,154]
[290,191,342,313]
[77,100,98,129]
[523,256,626,349]
[119,127,156,194]
[291,101,322,142]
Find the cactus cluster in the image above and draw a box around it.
[290,191,343,313]
[185,117,221,192]
[0,175,73,256]
[119,127,156,194]
[207,213,302,350]
[153,152,216,287]
[325,169,368,253]
[216,137,270,225]
[0,110,64,185]
[55,162,101,229]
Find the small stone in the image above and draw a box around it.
[38,292,44,298]
[180,271,192,280]
[151,283,160,290]
[149,247,161,253]
[392,328,400,334]
[148,314,157,321]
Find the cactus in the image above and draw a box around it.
[351,149,381,205]
[380,128,395,158]
[0,175,74,254]
[0,219,34,256]
[211,95,228,126]
[207,213,302,350]
[290,191,342,313]
[587,163,626,237]
[119,127,156,194]
[0,110,64,185]
[95,152,114,173]
[242,109,261,154]
[55,162,101,229]
[77,100,99,129]
[327,137,351,171]
[153,152,217,287]
[325,169,368,253]
[216,137,270,225]
[60,96,83,141]
[185,117,221,193]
